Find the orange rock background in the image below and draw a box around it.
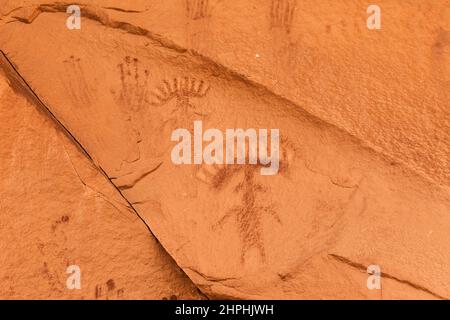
[0,1,448,299]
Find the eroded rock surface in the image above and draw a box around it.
[0,1,449,299]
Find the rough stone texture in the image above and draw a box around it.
[0,1,449,299]
[0,63,203,300]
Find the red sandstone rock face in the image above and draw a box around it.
[0,1,449,299]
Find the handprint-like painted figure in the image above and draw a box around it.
[114,56,150,113]
[185,0,210,20]
[270,0,296,34]
[150,77,210,128]
[62,55,95,106]
[145,77,210,159]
